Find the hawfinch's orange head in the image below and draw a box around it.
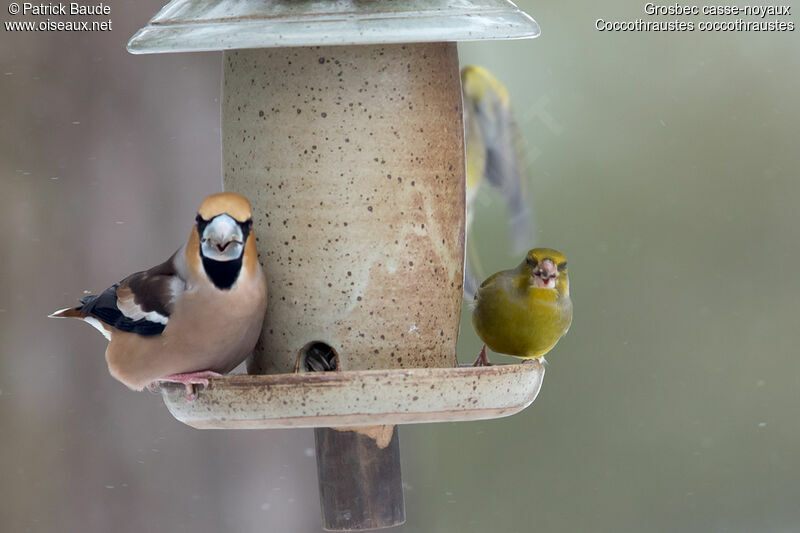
[193,192,256,290]
[197,192,253,223]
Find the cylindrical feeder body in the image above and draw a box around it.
[221,43,465,374]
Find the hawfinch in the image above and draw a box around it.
[51,192,268,397]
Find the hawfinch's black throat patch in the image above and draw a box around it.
[202,256,242,290]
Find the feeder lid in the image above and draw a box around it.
[127,0,540,54]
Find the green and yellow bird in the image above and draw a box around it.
[461,65,533,296]
[472,248,572,366]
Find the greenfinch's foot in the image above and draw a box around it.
[472,345,492,367]
[522,356,546,365]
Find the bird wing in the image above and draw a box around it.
[476,270,505,293]
[80,252,186,337]
[483,105,534,254]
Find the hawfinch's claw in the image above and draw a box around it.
[156,371,222,402]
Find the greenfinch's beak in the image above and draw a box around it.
[532,259,558,289]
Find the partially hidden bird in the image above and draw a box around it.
[50,192,268,398]
[471,248,572,366]
[461,65,534,296]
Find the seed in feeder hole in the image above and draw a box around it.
[302,342,337,372]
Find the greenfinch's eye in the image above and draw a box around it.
[557,261,567,271]
[526,257,538,268]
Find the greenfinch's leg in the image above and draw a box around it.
[472,345,492,367]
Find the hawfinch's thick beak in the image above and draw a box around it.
[201,214,244,261]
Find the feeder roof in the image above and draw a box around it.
[127,0,540,54]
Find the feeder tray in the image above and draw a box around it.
[159,361,544,429]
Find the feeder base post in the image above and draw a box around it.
[314,425,405,530]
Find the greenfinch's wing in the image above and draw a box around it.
[477,270,504,292]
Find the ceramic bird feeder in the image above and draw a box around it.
[129,1,542,529]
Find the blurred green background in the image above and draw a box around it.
[2,1,799,532]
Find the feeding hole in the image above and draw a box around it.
[296,342,339,373]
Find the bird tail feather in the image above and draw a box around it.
[48,306,83,319]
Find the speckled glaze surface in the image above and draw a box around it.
[159,362,544,429]
[222,43,465,374]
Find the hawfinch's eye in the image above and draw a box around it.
[557,262,567,271]
[526,257,538,268]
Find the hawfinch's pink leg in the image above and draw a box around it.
[155,371,222,400]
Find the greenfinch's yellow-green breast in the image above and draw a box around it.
[472,248,572,366]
